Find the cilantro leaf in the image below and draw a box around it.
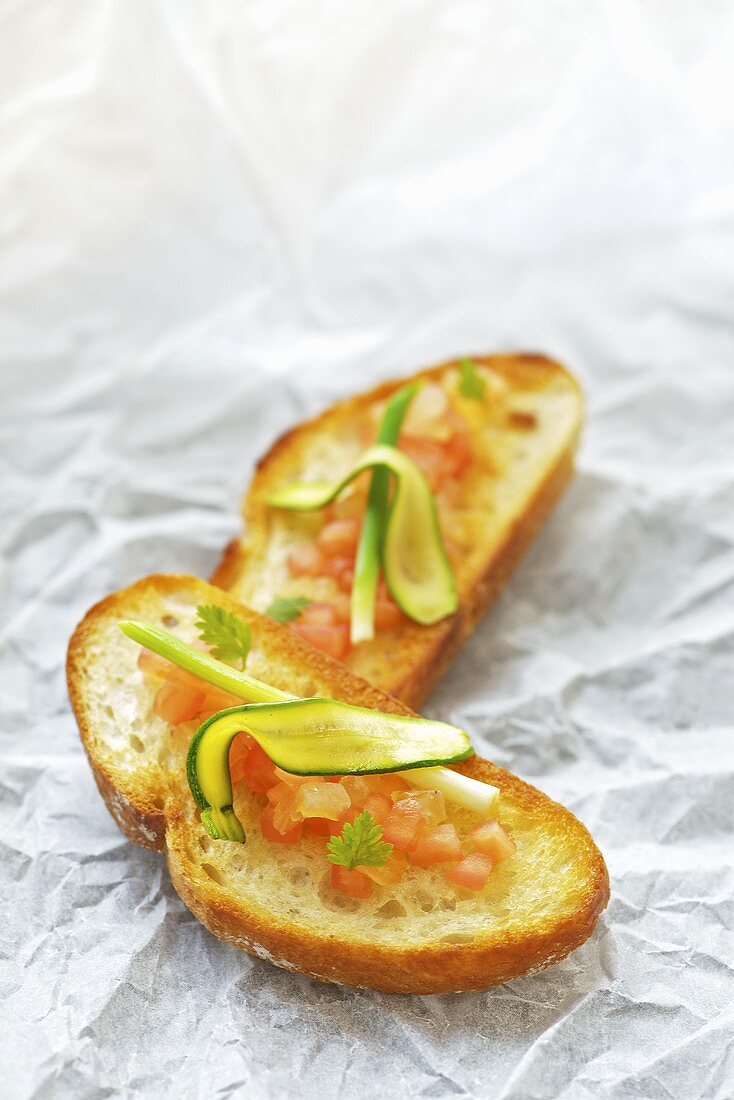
[265,596,312,624]
[327,810,393,871]
[457,358,486,401]
[195,604,251,669]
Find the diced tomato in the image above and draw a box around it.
[362,849,408,886]
[328,806,360,836]
[198,685,243,718]
[321,555,355,592]
[338,567,354,593]
[293,782,350,821]
[229,734,251,784]
[300,602,337,627]
[340,775,374,810]
[471,820,517,862]
[393,788,446,830]
[140,653,205,693]
[152,681,205,725]
[240,741,277,794]
[292,621,350,660]
[381,797,425,852]
[330,591,352,624]
[374,596,404,630]
[303,817,332,836]
[444,430,472,478]
[137,648,170,680]
[324,484,366,521]
[363,791,392,825]
[398,433,448,491]
[411,823,462,868]
[265,781,295,805]
[270,766,307,788]
[371,773,410,798]
[317,518,360,556]
[287,542,325,577]
[260,804,303,845]
[331,864,374,899]
[447,852,494,890]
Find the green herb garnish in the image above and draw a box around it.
[458,358,486,401]
[265,596,312,624]
[327,811,393,871]
[195,604,251,669]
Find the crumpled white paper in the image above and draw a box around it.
[2,2,733,1098]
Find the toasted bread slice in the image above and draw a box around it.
[213,353,583,708]
[67,574,608,994]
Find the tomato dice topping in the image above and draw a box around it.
[266,781,295,805]
[240,740,277,794]
[287,542,325,577]
[394,788,446,830]
[411,823,462,868]
[138,648,171,680]
[299,602,337,626]
[329,591,352,624]
[381,797,425,852]
[293,782,350,821]
[152,681,205,725]
[471,820,516,862]
[317,518,360,556]
[321,555,355,592]
[374,596,404,630]
[303,817,332,836]
[198,686,243,718]
[260,804,303,845]
[328,806,360,836]
[229,734,251,784]
[340,775,374,810]
[398,433,447,491]
[292,621,350,660]
[371,773,410,798]
[362,791,392,825]
[444,429,472,478]
[331,864,374,899]
[447,852,494,891]
[362,849,408,886]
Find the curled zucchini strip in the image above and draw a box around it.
[121,622,496,838]
[188,701,473,843]
[350,382,420,644]
[269,444,458,626]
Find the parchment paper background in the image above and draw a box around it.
[1,3,733,1098]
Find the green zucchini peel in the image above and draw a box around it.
[187,699,473,843]
[119,620,476,845]
[269,443,458,626]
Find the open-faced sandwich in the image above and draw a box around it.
[213,354,582,707]
[68,574,608,994]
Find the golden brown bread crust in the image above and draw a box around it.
[211,352,583,708]
[167,752,609,993]
[68,574,609,994]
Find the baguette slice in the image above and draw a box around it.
[213,353,583,708]
[67,574,608,994]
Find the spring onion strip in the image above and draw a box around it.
[119,620,294,703]
[121,620,497,812]
[351,382,421,644]
[399,765,499,816]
